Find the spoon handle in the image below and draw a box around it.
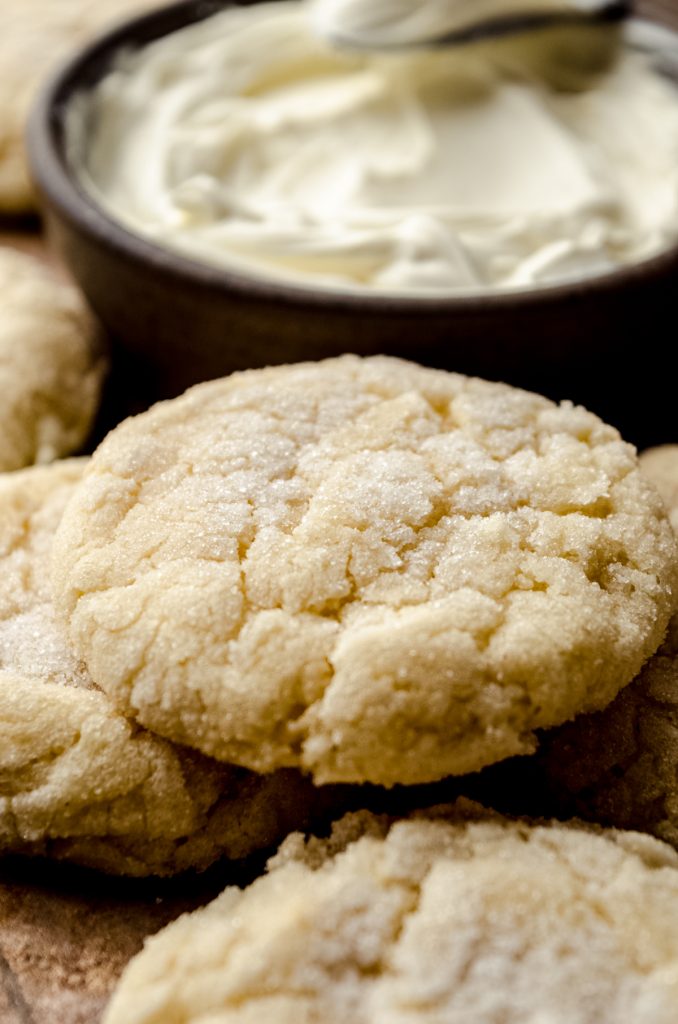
[330,0,632,52]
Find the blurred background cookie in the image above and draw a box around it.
[0,247,105,472]
[104,801,678,1024]
[0,0,166,213]
[52,356,677,786]
[0,460,326,877]
[640,445,678,531]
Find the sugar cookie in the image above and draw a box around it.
[52,356,677,785]
[104,802,678,1024]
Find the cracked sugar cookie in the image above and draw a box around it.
[52,356,678,787]
[0,461,322,877]
[0,247,106,472]
[104,802,678,1024]
[1,0,166,212]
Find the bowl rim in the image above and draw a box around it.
[27,0,678,313]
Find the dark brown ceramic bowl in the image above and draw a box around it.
[28,0,678,446]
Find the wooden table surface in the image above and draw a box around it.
[0,849,269,1024]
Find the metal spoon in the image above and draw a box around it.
[313,0,631,53]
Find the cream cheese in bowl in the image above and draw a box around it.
[73,0,678,296]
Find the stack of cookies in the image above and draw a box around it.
[3,283,678,1023]
[0,248,329,879]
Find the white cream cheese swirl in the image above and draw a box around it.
[78,1,678,295]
